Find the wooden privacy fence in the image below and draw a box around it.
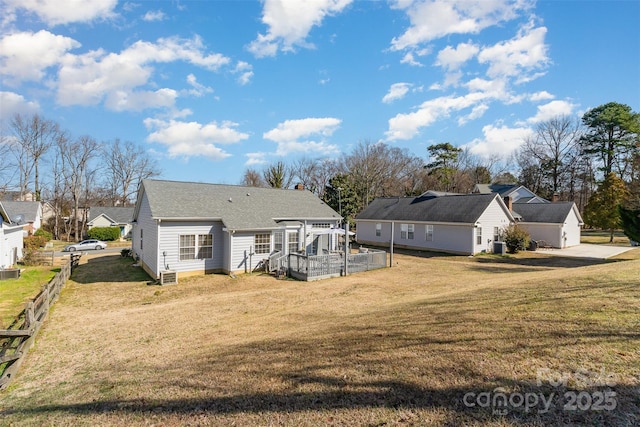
[285,249,387,281]
[0,254,81,390]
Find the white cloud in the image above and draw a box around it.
[185,74,214,97]
[3,0,117,26]
[263,117,341,156]
[105,88,178,112]
[0,91,40,119]
[435,42,479,70]
[390,0,532,51]
[529,90,554,101]
[245,152,268,166]
[382,83,412,104]
[526,100,576,123]
[385,93,489,141]
[233,61,253,85]
[463,124,534,158]
[477,24,549,80]
[0,30,80,84]
[56,36,230,110]
[143,10,165,22]
[458,103,489,125]
[247,0,353,57]
[144,118,249,159]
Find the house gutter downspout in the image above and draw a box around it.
[390,221,394,267]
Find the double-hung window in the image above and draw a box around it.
[375,223,382,237]
[476,227,483,245]
[401,224,414,240]
[179,234,213,260]
[274,231,284,253]
[425,224,434,242]
[288,232,299,253]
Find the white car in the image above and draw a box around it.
[64,239,108,252]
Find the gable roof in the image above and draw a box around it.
[0,201,42,224]
[134,179,341,230]
[514,202,584,225]
[88,207,134,225]
[0,202,11,224]
[357,193,514,224]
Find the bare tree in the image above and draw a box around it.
[9,114,61,201]
[57,135,99,241]
[104,139,161,206]
[241,168,266,187]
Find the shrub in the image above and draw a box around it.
[34,228,53,241]
[24,235,48,251]
[87,227,121,241]
[502,225,531,254]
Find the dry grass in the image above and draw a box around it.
[1,249,639,426]
[581,230,632,246]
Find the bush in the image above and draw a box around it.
[502,225,531,254]
[24,235,48,251]
[87,226,121,241]
[34,228,53,241]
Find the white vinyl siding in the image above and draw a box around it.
[157,221,224,275]
[132,193,159,276]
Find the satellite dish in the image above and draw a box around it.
[12,214,25,225]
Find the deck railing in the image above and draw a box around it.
[284,249,386,281]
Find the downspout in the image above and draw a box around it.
[390,221,394,267]
[156,218,162,278]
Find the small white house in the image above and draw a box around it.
[356,193,515,255]
[513,202,584,248]
[473,183,549,204]
[0,202,24,268]
[87,207,134,239]
[131,179,342,280]
[1,200,43,236]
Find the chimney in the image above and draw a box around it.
[294,183,305,191]
[504,196,513,212]
[552,193,560,203]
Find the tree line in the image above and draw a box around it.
[1,114,161,241]
[2,102,639,242]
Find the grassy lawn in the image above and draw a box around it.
[0,250,639,426]
[581,229,632,246]
[0,266,59,329]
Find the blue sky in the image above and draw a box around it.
[1,0,638,185]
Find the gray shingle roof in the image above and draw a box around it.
[513,202,583,224]
[136,179,340,230]
[357,193,509,224]
[0,201,40,224]
[89,207,134,224]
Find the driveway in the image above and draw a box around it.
[536,244,637,260]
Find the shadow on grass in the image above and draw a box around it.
[471,254,611,271]
[69,254,152,284]
[1,373,636,426]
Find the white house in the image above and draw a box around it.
[0,202,24,268]
[87,207,134,239]
[513,202,584,248]
[356,193,515,255]
[1,200,43,236]
[131,179,342,280]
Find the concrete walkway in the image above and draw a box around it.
[536,244,638,260]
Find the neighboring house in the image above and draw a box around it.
[1,200,43,236]
[0,202,24,268]
[513,202,584,248]
[131,179,342,280]
[356,193,515,255]
[473,183,549,204]
[87,207,135,239]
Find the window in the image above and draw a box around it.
[288,231,299,253]
[179,234,213,260]
[255,233,271,254]
[375,223,382,237]
[476,227,482,245]
[274,231,284,252]
[313,223,331,229]
[401,224,414,240]
[425,224,434,242]
[140,229,143,250]
[198,234,213,259]
[179,235,196,260]
[493,227,501,242]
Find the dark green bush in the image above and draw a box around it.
[34,228,53,241]
[502,225,531,254]
[87,226,121,241]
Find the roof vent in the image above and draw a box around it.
[228,197,232,202]
[246,193,250,196]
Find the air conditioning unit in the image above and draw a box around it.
[159,270,177,285]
